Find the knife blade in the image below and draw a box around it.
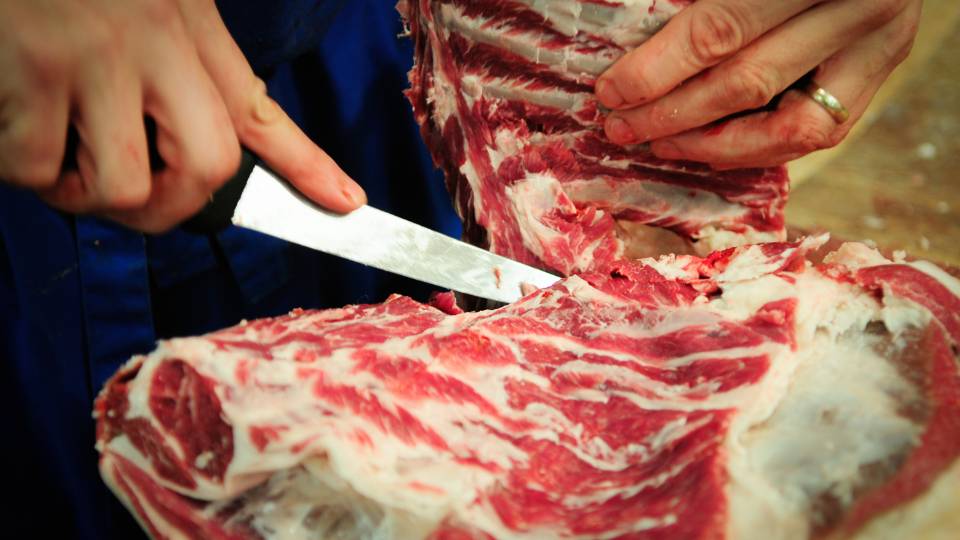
[183,150,561,304]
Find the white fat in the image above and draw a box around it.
[717,246,796,283]
[457,160,486,218]
[713,236,825,285]
[516,0,682,49]
[427,0,786,268]
[694,226,786,256]
[881,294,933,335]
[638,253,700,281]
[210,462,440,540]
[100,455,159,539]
[479,79,588,112]
[487,128,524,170]
[823,242,892,269]
[102,451,212,540]
[505,173,615,273]
[424,66,458,127]
[727,330,922,539]
[562,177,748,228]
[101,241,959,540]
[439,2,631,76]
[724,268,930,540]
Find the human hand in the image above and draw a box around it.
[595,0,922,169]
[0,0,365,233]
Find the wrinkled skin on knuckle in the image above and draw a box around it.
[619,61,656,103]
[688,4,747,68]
[788,120,839,155]
[718,62,778,111]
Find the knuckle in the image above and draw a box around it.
[80,17,121,61]
[688,5,747,67]
[35,174,92,214]
[865,0,909,26]
[890,40,914,65]
[140,0,183,29]
[790,121,839,154]
[99,180,152,210]
[719,62,779,110]
[831,128,850,148]
[887,14,920,62]
[2,162,59,189]
[193,143,241,191]
[619,61,657,102]
[0,134,60,188]
[16,41,68,83]
[245,78,283,128]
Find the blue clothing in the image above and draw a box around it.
[0,1,459,538]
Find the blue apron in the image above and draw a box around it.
[0,1,459,537]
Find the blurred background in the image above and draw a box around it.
[788,0,959,267]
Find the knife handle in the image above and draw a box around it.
[181,148,257,234]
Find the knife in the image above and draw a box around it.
[182,150,561,304]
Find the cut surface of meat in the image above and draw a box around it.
[95,238,960,539]
[95,2,958,538]
[402,0,790,275]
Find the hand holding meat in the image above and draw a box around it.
[596,0,922,169]
[0,0,365,233]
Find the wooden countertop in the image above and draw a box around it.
[786,0,960,267]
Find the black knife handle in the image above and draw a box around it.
[181,148,258,234]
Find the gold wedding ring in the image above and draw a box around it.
[804,81,850,123]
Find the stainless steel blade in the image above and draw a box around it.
[232,165,561,304]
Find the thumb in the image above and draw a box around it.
[181,1,365,213]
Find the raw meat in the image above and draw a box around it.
[96,2,959,538]
[95,237,960,539]
[401,0,790,275]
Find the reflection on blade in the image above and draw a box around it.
[232,166,561,304]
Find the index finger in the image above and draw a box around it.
[181,0,366,214]
[595,0,816,110]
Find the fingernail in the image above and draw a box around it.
[340,178,367,207]
[605,117,636,144]
[595,79,624,109]
[651,140,681,159]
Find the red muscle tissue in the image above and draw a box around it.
[97,237,960,539]
[95,1,960,538]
